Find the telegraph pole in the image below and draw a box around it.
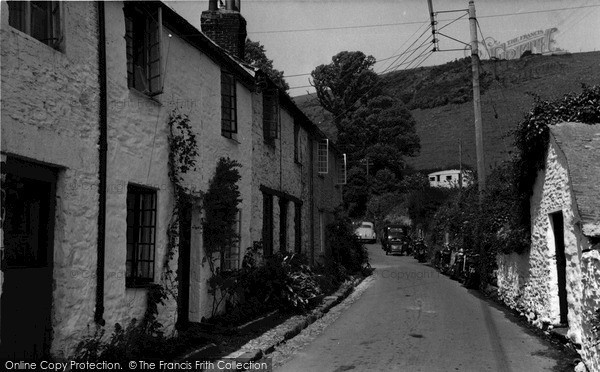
[469,0,485,195]
[459,139,463,189]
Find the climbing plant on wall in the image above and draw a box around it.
[512,84,600,247]
[202,157,242,316]
[165,109,200,306]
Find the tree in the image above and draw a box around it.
[337,95,420,175]
[311,51,379,121]
[343,167,371,218]
[245,39,289,91]
[311,51,421,219]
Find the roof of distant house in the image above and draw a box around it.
[550,122,600,237]
[428,169,462,176]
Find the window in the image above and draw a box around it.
[8,1,62,51]
[317,139,329,174]
[222,210,241,271]
[436,175,440,182]
[125,4,163,96]
[126,185,157,286]
[263,89,279,143]
[446,175,452,181]
[429,177,435,181]
[262,193,273,256]
[294,121,301,163]
[221,71,237,138]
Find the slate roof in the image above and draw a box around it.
[550,122,600,237]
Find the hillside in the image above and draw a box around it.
[294,51,600,173]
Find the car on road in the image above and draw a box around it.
[381,225,410,255]
[355,221,377,243]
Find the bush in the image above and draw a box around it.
[326,215,369,273]
[208,248,323,321]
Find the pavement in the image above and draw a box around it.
[177,274,365,371]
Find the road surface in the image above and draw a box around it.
[273,243,568,372]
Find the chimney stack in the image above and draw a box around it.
[201,0,247,59]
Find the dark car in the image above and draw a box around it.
[381,225,409,255]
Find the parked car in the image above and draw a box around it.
[381,225,409,255]
[355,221,377,243]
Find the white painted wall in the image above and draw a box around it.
[102,0,254,343]
[1,1,101,358]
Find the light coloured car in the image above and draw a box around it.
[355,221,377,243]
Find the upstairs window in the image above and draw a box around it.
[8,1,63,51]
[125,4,163,96]
[126,185,157,287]
[263,89,279,143]
[221,71,237,139]
[317,139,329,174]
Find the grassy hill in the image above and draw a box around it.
[294,52,600,173]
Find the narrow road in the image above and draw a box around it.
[274,243,567,372]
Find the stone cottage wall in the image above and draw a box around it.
[496,137,586,345]
[311,140,343,262]
[103,1,254,336]
[250,95,306,254]
[580,250,600,372]
[1,2,101,358]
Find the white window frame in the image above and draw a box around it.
[317,139,329,174]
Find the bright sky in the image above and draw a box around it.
[167,0,600,96]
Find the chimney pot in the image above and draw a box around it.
[226,0,235,11]
[208,0,217,11]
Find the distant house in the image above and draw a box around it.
[496,123,600,372]
[427,169,471,188]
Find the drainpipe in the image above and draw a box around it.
[95,0,107,325]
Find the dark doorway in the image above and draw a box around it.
[1,158,56,359]
[279,198,287,253]
[262,193,273,256]
[177,202,192,328]
[551,211,568,325]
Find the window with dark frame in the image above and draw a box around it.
[222,209,241,271]
[8,1,62,51]
[124,4,163,96]
[221,71,237,138]
[263,89,279,143]
[126,185,157,287]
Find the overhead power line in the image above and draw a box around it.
[248,4,600,35]
[248,20,427,35]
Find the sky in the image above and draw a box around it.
[167,0,600,96]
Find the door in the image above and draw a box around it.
[1,159,56,359]
[177,202,192,328]
[551,211,568,325]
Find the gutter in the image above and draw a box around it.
[95,1,107,325]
